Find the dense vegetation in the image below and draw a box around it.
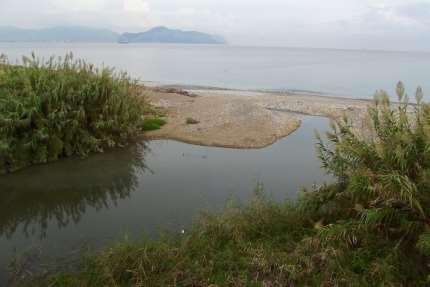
[21,83,430,286]
[142,117,167,131]
[0,53,160,174]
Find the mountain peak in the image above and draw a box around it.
[119,27,226,44]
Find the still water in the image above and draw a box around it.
[0,116,331,284]
[0,43,429,100]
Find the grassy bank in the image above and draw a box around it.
[20,83,430,286]
[0,53,164,174]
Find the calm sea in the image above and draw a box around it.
[0,43,429,100]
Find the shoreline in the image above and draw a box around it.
[144,85,371,149]
[141,81,377,102]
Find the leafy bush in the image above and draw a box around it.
[142,117,166,131]
[0,53,153,173]
[24,83,430,286]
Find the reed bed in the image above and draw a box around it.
[0,53,157,174]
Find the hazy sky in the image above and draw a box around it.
[0,0,429,50]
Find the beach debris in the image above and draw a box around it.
[186,117,200,125]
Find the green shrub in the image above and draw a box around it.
[141,117,166,131]
[0,53,150,173]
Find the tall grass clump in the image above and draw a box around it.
[23,83,430,286]
[308,81,430,285]
[0,53,154,174]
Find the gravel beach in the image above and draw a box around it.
[144,87,371,149]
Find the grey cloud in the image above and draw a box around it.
[0,0,428,50]
[395,2,430,24]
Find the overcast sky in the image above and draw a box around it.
[0,0,429,50]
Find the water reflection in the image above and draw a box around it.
[0,143,147,239]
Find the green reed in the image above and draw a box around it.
[0,53,153,173]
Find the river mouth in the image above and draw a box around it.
[0,116,332,284]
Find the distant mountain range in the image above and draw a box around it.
[0,26,119,43]
[0,26,226,44]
